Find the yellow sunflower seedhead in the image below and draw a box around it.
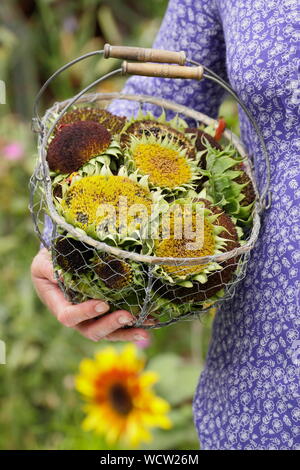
[125,134,201,195]
[153,200,229,284]
[61,174,154,244]
[75,344,172,447]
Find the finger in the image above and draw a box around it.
[31,248,57,284]
[31,250,147,336]
[75,310,136,342]
[33,273,70,313]
[32,250,111,326]
[57,299,110,327]
[105,328,151,343]
[33,273,111,327]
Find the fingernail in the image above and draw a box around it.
[118,315,133,325]
[95,302,109,314]
[134,334,146,341]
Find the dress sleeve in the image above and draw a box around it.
[109,0,227,119]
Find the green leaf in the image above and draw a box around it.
[147,353,201,406]
[211,155,238,174]
[177,280,193,288]
[194,273,208,284]
[224,199,240,214]
[213,175,232,193]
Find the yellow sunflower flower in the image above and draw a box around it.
[125,133,201,195]
[75,344,172,447]
[61,174,153,242]
[153,199,228,284]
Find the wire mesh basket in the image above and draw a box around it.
[29,45,271,329]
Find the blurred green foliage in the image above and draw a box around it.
[0,0,168,118]
[0,0,239,450]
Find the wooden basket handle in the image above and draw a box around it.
[104,43,186,65]
[121,61,204,80]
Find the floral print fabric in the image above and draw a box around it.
[109,0,300,449]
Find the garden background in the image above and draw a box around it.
[0,0,239,450]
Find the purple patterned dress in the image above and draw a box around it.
[108,0,300,450]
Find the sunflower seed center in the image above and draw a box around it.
[109,383,133,415]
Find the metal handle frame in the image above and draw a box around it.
[32,45,271,212]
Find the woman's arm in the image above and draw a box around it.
[33,0,227,341]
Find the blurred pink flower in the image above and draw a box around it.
[135,337,151,349]
[2,142,24,161]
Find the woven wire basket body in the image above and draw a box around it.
[29,49,270,329]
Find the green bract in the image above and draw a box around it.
[200,141,255,225]
[123,133,202,197]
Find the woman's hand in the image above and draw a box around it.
[31,248,150,343]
